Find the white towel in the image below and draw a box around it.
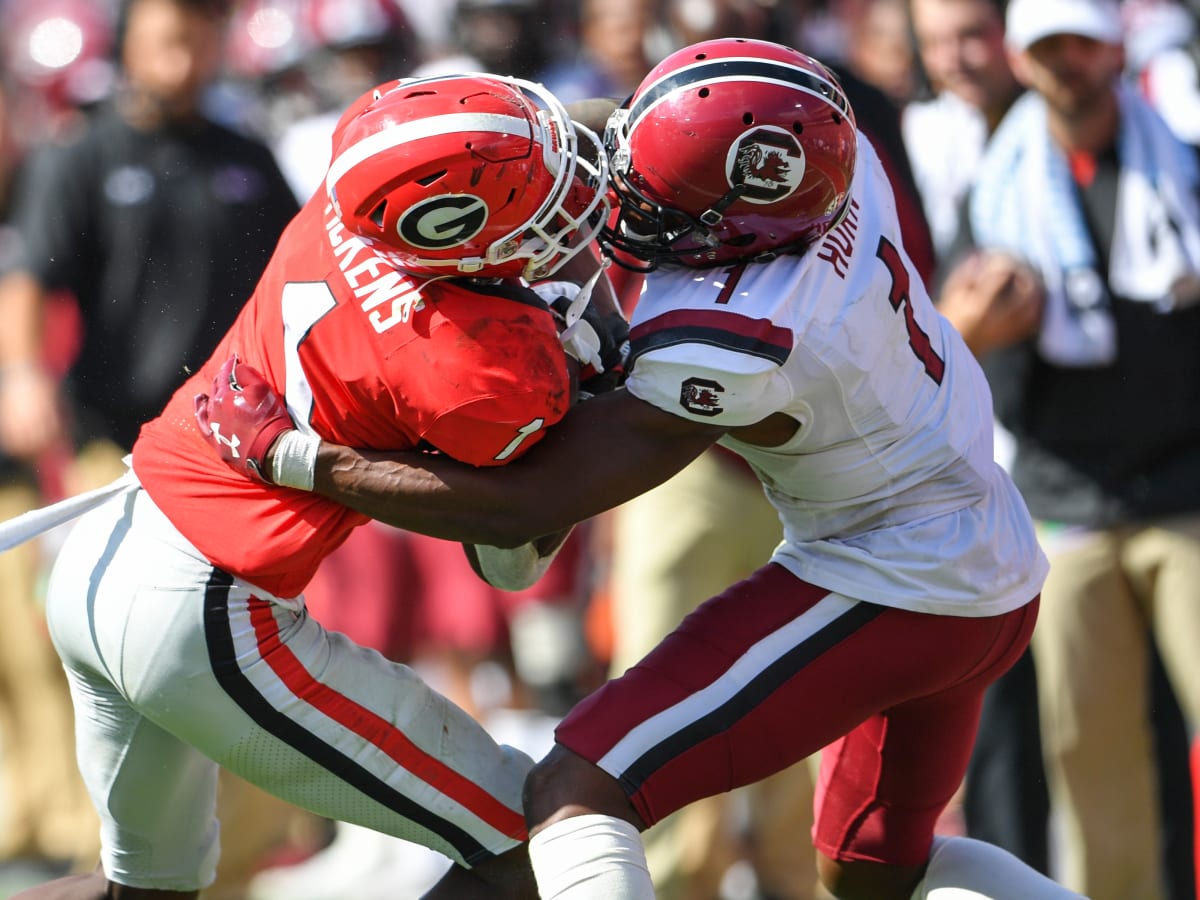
[970,84,1200,366]
[0,464,138,553]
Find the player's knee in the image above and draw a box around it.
[523,745,636,834]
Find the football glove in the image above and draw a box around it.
[194,356,294,482]
[533,280,631,398]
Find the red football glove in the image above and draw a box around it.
[194,356,294,482]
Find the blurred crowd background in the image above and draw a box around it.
[0,0,1198,898]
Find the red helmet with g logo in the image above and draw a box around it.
[325,73,610,281]
[602,38,858,270]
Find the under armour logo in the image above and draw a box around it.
[210,422,242,458]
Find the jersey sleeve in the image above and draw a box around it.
[626,351,793,427]
[423,388,562,466]
[415,292,573,467]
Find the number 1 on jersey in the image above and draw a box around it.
[281,281,338,433]
[495,418,546,462]
[876,236,945,385]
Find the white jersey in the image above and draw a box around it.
[625,136,1048,617]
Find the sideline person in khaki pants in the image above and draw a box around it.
[0,468,99,869]
[1033,519,1200,899]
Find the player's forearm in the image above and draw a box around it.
[0,272,46,368]
[311,441,557,547]
[307,389,725,545]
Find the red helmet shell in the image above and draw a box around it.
[326,73,609,280]
[605,38,858,268]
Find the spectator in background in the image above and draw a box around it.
[953,0,1200,896]
[913,0,1197,891]
[904,0,1023,261]
[447,0,554,81]
[0,57,99,882]
[0,0,301,894]
[0,0,298,480]
[903,0,1049,874]
[0,0,118,147]
[1127,0,1200,147]
[845,0,921,104]
[218,0,323,144]
[273,0,415,202]
[663,0,775,47]
[540,0,658,104]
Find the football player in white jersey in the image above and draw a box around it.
[198,39,1086,900]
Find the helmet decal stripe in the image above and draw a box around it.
[629,58,850,128]
[326,112,532,195]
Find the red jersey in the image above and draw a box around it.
[133,196,571,597]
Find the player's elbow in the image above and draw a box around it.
[471,518,545,549]
[468,507,570,549]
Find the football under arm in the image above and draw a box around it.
[461,528,574,591]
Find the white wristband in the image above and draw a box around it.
[270,430,319,491]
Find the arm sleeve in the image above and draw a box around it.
[625,352,792,428]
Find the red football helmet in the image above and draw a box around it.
[325,73,610,281]
[602,38,858,270]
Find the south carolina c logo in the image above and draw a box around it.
[397,194,489,249]
[726,126,806,205]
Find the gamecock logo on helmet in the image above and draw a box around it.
[397,195,489,250]
[726,126,806,205]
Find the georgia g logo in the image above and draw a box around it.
[397,194,489,250]
[726,126,806,205]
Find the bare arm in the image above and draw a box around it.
[0,270,64,457]
[309,389,727,548]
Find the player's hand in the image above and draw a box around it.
[535,282,631,397]
[937,252,1043,357]
[194,356,294,482]
[571,300,631,397]
[0,362,65,460]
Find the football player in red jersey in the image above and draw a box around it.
[198,41,1087,900]
[14,73,619,900]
